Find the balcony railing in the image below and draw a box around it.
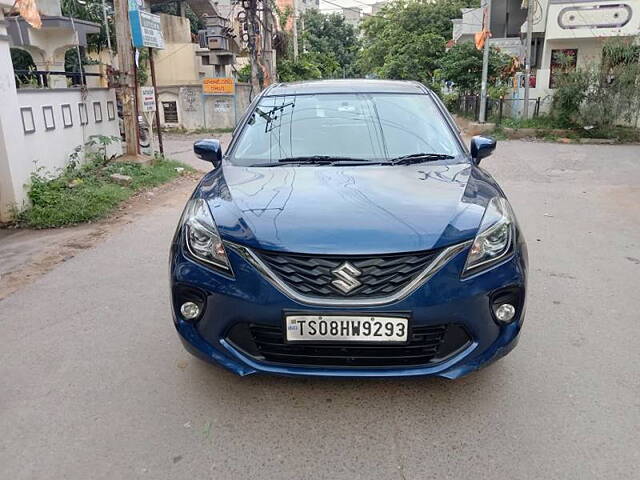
[13,70,104,89]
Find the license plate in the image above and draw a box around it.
[285,315,408,343]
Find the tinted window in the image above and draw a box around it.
[230,93,461,165]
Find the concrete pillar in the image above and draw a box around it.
[32,60,68,87]
[0,9,31,221]
[51,45,73,88]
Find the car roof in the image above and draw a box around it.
[262,79,430,97]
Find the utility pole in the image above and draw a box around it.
[247,0,261,91]
[300,14,305,53]
[261,0,275,85]
[523,0,534,119]
[478,0,492,123]
[113,0,138,155]
[148,48,164,154]
[114,0,139,156]
[292,0,299,60]
[245,0,275,90]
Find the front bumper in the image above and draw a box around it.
[170,241,527,379]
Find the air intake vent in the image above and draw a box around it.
[227,323,470,368]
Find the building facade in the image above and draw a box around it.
[1,0,121,221]
[452,0,640,115]
[531,0,640,95]
[452,2,525,57]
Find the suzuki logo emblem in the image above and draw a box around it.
[331,262,362,294]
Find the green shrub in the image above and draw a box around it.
[236,64,252,83]
[102,158,188,190]
[551,37,640,129]
[21,176,131,228]
[551,70,590,128]
[18,137,193,228]
[442,93,459,112]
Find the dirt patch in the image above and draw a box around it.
[0,173,199,301]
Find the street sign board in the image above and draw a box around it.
[140,86,156,112]
[128,0,143,10]
[130,10,164,49]
[203,77,235,95]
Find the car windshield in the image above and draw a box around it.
[229,93,462,166]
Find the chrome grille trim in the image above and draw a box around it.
[257,251,443,298]
[225,241,472,307]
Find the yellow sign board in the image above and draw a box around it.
[203,77,235,95]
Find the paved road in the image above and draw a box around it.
[162,132,232,172]
[1,139,639,479]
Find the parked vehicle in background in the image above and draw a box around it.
[169,79,528,379]
[117,102,152,154]
[137,115,151,155]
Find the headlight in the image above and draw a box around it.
[181,198,231,271]
[463,196,515,275]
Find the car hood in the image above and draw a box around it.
[197,162,502,255]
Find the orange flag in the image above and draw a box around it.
[475,3,491,50]
[475,30,491,50]
[12,0,42,29]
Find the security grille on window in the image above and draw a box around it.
[162,101,179,123]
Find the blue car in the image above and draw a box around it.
[170,80,527,379]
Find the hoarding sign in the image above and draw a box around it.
[130,10,164,49]
[203,77,235,95]
[140,86,156,112]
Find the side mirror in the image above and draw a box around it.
[194,139,223,167]
[470,136,497,164]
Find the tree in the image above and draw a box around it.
[11,48,35,72]
[11,48,38,87]
[438,41,512,94]
[278,55,323,82]
[275,10,359,82]
[377,33,444,84]
[358,0,479,87]
[61,0,115,52]
[300,10,359,77]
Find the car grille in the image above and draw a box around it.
[256,249,442,298]
[226,323,471,368]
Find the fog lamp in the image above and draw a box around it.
[494,303,516,323]
[180,301,200,320]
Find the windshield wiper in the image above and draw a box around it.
[389,153,455,165]
[277,156,371,165]
[248,156,387,167]
[247,156,334,167]
[249,158,384,167]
